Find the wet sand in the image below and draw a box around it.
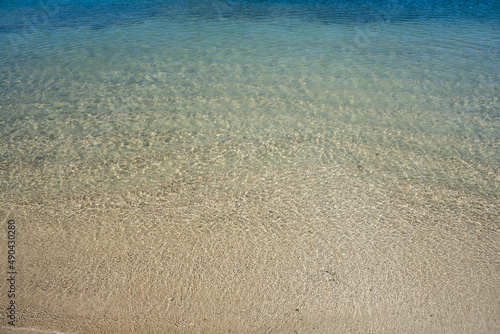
[1,163,498,333]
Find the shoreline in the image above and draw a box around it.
[1,164,498,333]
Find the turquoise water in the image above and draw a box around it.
[0,0,499,200]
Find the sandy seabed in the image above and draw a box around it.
[0,163,498,333]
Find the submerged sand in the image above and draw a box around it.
[0,162,498,333]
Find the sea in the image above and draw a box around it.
[0,0,499,201]
[1,1,499,332]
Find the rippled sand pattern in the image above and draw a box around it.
[1,140,499,332]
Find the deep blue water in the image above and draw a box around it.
[1,0,500,32]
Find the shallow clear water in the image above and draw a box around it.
[1,2,499,333]
[0,0,499,200]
